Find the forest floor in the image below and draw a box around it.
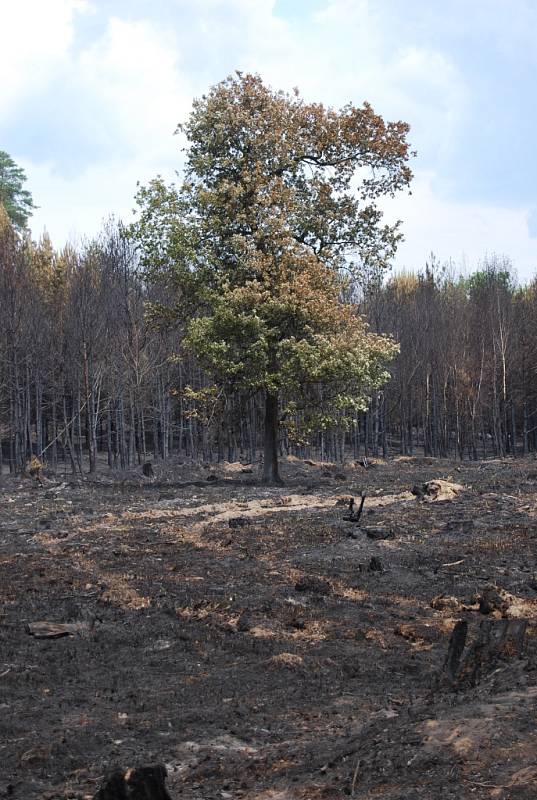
[2,455,537,799]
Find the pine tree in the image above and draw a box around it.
[0,150,36,230]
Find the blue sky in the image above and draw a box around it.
[2,0,537,279]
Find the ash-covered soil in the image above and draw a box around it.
[2,455,537,799]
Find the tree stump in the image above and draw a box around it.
[443,618,527,687]
[478,586,510,615]
[142,462,155,478]
[229,516,249,528]
[443,620,468,684]
[363,527,394,540]
[369,556,383,572]
[28,456,44,486]
[93,765,172,800]
[295,575,332,595]
[460,618,527,685]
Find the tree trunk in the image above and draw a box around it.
[62,395,78,475]
[511,402,517,457]
[263,392,282,484]
[51,392,58,468]
[107,403,113,468]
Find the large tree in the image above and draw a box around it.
[134,73,413,482]
[0,150,36,230]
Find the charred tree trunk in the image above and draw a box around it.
[94,765,172,800]
[263,392,282,485]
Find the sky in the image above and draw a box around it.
[2,0,537,280]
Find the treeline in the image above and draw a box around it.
[1,209,536,473]
[362,258,537,460]
[0,214,175,475]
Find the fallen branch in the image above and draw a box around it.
[351,758,361,796]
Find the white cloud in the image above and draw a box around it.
[172,0,297,91]
[5,0,535,282]
[76,17,192,160]
[0,0,89,121]
[20,13,195,245]
[23,155,168,246]
[388,48,467,160]
[306,2,468,162]
[388,172,537,280]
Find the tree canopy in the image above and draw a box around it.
[0,150,36,230]
[133,73,413,482]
